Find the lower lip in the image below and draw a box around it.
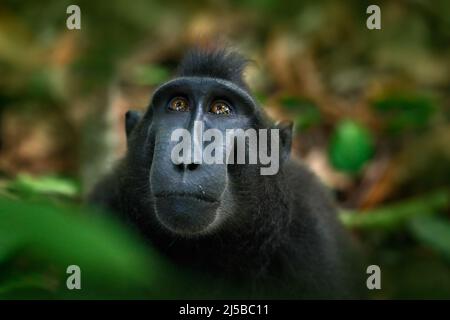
[153,195,219,234]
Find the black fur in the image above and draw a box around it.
[88,47,365,299]
[177,47,250,91]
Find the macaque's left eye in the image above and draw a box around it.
[209,100,232,115]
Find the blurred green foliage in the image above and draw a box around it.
[7,174,79,198]
[280,96,322,131]
[0,176,448,298]
[133,64,171,86]
[341,190,449,230]
[410,215,450,263]
[329,120,374,174]
[0,197,156,298]
[373,95,437,134]
[0,193,234,299]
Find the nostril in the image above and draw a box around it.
[174,163,199,171]
[187,163,199,171]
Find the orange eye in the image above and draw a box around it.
[209,101,232,115]
[169,97,189,112]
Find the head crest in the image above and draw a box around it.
[177,47,250,91]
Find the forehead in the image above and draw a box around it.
[152,77,256,105]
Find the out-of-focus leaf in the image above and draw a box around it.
[375,247,450,299]
[328,120,374,173]
[132,64,171,86]
[340,189,449,229]
[409,215,450,261]
[7,174,79,197]
[280,96,321,130]
[254,92,268,105]
[0,198,234,299]
[280,96,302,110]
[0,199,156,296]
[0,274,56,296]
[372,95,436,134]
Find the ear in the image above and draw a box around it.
[276,120,294,163]
[125,110,142,139]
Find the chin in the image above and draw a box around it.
[154,194,220,236]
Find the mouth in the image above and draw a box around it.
[154,191,218,204]
[153,191,220,235]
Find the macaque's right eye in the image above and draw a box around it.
[168,97,190,112]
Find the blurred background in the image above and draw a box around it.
[0,0,449,299]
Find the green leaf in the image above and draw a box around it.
[340,189,449,229]
[0,198,176,298]
[132,64,171,86]
[372,94,436,134]
[0,198,237,299]
[7,174,79,197]
[254,92,268,105]
[328,120,374,173]
[409,215,450,261]
[279,96,321,130]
